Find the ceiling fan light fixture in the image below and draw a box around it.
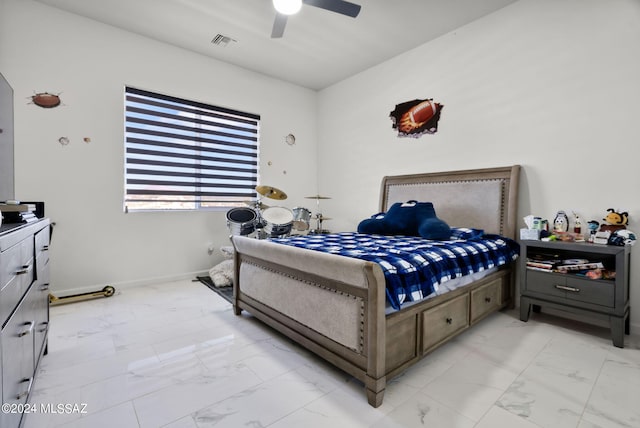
[273,0,302,15]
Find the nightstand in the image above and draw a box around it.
[519,240,631,347]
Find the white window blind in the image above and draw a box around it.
[124,87,259,211]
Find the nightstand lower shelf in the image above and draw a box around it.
[520,296,630,347]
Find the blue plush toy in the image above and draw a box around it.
[357,200,450,239]
[418,217,452,240]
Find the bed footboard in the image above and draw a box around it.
[232,236,388,406]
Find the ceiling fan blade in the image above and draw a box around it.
[303,0,361,18]
[271,13,288,38]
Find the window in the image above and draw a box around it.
[124,87,259,211]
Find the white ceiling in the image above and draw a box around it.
[35,0,519,90]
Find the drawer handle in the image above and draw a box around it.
[445,317,453,324]
[555,284,580,293]
[38,321,49,333]
[485,297,492,303]
[18,321,35,337]
[42,245,49,251]
[41,283,51,291]
[16,265,31,275]
[16,377,34,400]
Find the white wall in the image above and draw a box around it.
[0,0,318,293]
[317,0,640,327]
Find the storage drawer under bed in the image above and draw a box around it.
[422,293,469,353]
[470,278,503,324]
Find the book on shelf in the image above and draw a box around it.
[0,203,37,213]
[556,261,605,272]
[526,265,556,272]
[1,210,38,224]
[20,212,39,223]
[526,259,558,270]
[526,257,606,275]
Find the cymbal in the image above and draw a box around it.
[256,185,287,200]
[305,194,331,199]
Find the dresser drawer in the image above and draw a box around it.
[525,270,614,308]
[470,279,502,323]
[1,299,36,428]
[422,293,469,352]
[30,269,50,360]
[0,238,34,327]
[34,225,50,265]
[0,241,23,291]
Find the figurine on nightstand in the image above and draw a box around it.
[601,208,628,233]
[608,229,636,246]
[587,220,599,243]
[571,212,585,241]
[572,212,582,234]
[553,210,569,232]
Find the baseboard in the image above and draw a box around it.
[50,270,210,298]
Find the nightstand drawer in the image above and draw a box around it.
[525,270,614,308]
[525,270,566,298]
[563,276,614,307]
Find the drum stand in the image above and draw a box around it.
[310,213,331,235]
[305,194,332,235]
[253,198,267,239]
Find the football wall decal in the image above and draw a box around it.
[390,98,443,138]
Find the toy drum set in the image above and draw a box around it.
[226,185,332,239]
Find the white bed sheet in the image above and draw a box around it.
[384,267,498,315]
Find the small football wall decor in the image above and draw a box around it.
[390,98,443,138]
[30,92,62,108]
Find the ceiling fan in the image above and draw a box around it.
[271,0,361,38]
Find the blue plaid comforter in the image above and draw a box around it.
[270,232,519,310]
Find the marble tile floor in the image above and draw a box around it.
[22,279,640,428]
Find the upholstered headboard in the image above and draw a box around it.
[380,165,520,239]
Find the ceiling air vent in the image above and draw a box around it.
[211,34,237,47]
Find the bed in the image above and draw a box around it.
[231,165,520,407]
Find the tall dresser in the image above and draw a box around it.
[0,218,50,428]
